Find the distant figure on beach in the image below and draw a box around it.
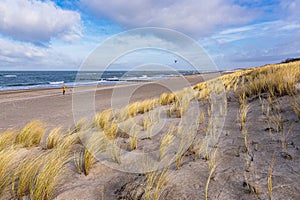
[62,83,66,95]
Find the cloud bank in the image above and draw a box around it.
[0,0,82,45]
[81,0,255,38]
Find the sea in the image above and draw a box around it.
[0,71,201,91]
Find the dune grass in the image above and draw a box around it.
[239,94,250,152]
[268,154,275,200]
[129,125,138,150]
[12,152,48,198]
[145,166,169,200]
[80,131,108,175]
[0,60,299,199]
[159,133,174,161]
[83,149,94,176]
[103,120,119,140]
[128,99,159,117]
[15,120,45,148]
[0,148,20,196]
[160,92,177,105]
[46,127,63,149]
[205,150,217,200]
[0,130,17,150]
[94,109,112,129]
[11,133,75,199]
[32,148,71,200]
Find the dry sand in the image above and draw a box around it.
[53,84,299,200]
[1,72,299,200]
[0,74,208,132]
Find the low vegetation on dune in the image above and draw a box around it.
[0,61,299,199]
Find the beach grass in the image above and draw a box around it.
[0,148,20,196]
[0,60,299,199]
[0,130,18,150]
[15,120,45,148]
[46,127,63,149]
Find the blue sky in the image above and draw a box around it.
[0,0,299,71]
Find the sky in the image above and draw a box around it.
[0,0,299,71]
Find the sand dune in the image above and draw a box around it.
[1,63,299,200]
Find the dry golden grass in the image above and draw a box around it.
[103,120,119,140]
[93,109,112,129]
[145,166,169,200]
[159,134,174,161]
[32,135,74,200]
[200,112,205,124]
[205,150,217,200]
[141,99,159,113]
[46,127,63,149]
[129,125,138,150]
[128,102,141,117]
[128,99,159,117]
[193,61,300,101]
[175,139,187,170]
[167,104,176,117]
[56,133,77,150]
[193,81,207,91]
[175,126,198,170]
[32,149,70,200]
[83,149,94,176]
[80,131,108,175]
[74,151,83,174]
[110,139,121,164]
[0,148,19,196]
[15,120,45,148]
[142,115,153,131]
[12,152,47,198]
[115,107,130,123]
[73,118,89,133]
[243,171,258,195]
[0,60,299,199]
[268,154,275,200]
[241,63,299,97]
[265,94,293,158]
[238,91,250,153]
[0,130,17,150]
[160,92,178,105]
[239,94,250,131]
[12,134,75,199]
[192,138,203,161]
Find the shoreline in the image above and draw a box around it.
[0,73,217,132]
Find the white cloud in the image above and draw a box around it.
[0,0,82,45]
[81,0,255,38]
[0,38,46,59]
[279,23,300,31]
[219,26,254,35]
[206,20,300,45]
[0,37,85,70]
[0,38,47,66]
[201,18,300,69]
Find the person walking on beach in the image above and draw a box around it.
[62,83,66,95]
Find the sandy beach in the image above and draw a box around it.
[1,1,300,199]
[0,74,209,131]
[0,63,299,200]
